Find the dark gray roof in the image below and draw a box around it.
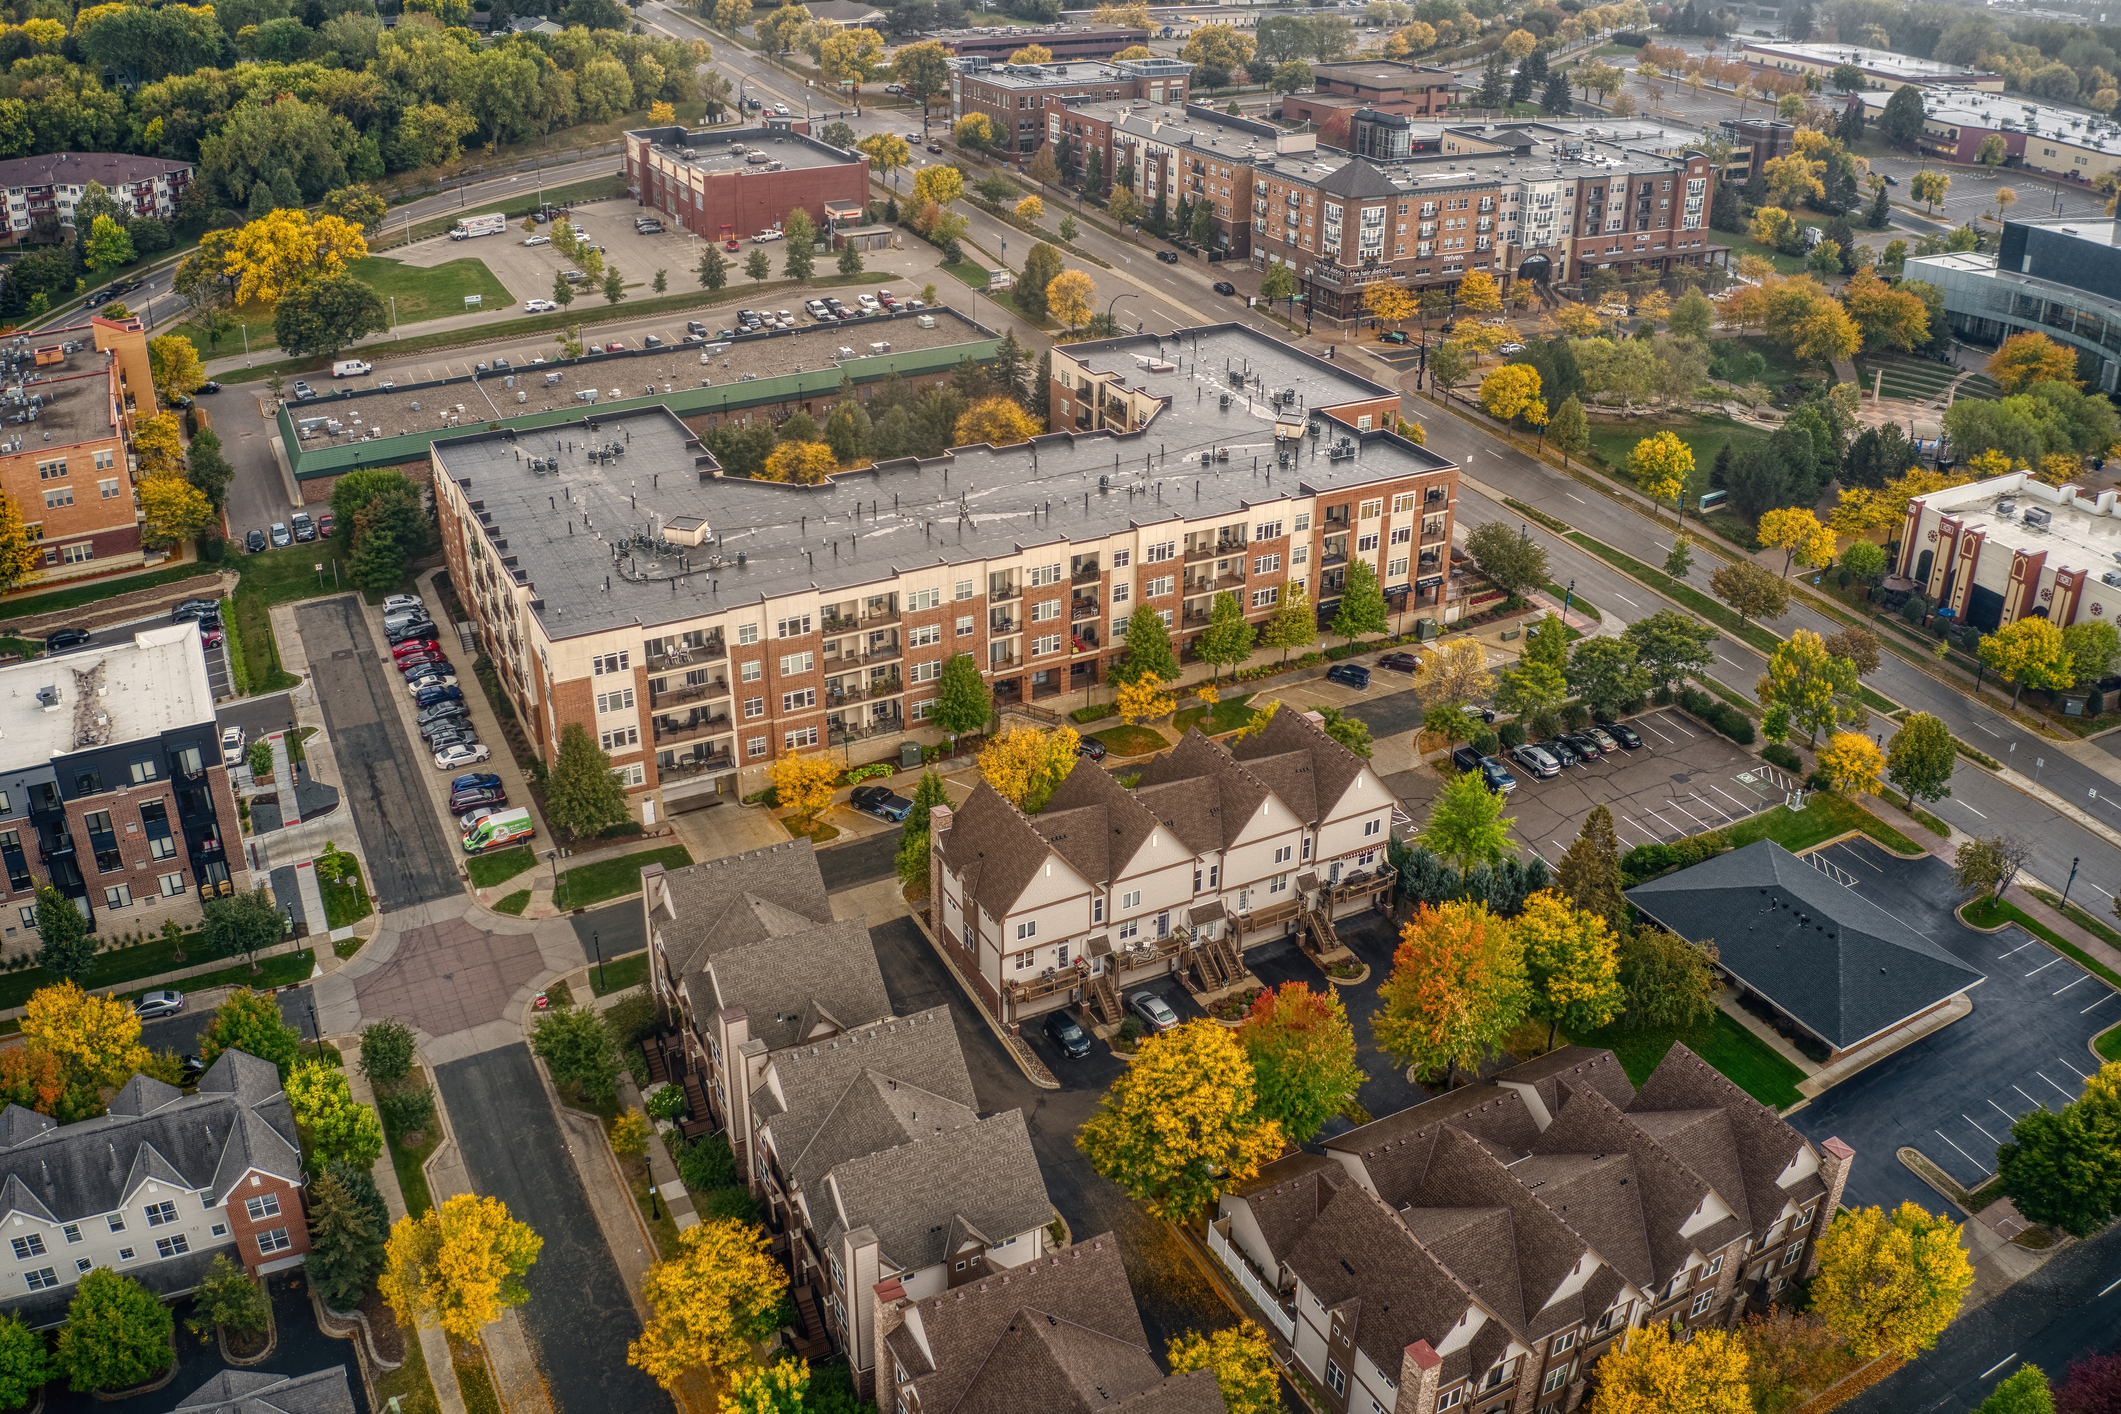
[651,840,834,979]
[173,1367,357,1414]
[696,915,891,1053]
[1314,156,1402,200]
[1226,707,1370,824]
[823,1110,1051,1273]
[1282,1179,1483,1385]
[939,783,1065,916]
[1626,839,1985,1049]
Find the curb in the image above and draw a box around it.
[907,907,1059,1090]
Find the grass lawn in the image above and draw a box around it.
[1573,1010,1807,1109]
[1712,229,1812,277]
[942,260,991,288]
[0,927,206,1010]
[0,561,218,624]
[346,256,513,323]
[493,890,531,916]
[112,951,313,1004]
[1173,692,1254,736]
[591,951,650,996]
[1091,723,1170,758]
[321,861,371,930]
[1965,896,2121,1000]
[372,1326,443,1414]
[333,936,366,960]
[1721,792,1922,856]
[467,846,537,888]
[558,845,694,910]
[455,1354,502,1414]
[1585,411,1768,505]
[230,543,361,694]
[2100,1025,2121,1062]
[381,1067,440,1220]
[2026,887,2121,952]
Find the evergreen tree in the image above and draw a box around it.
[1115,604,1181,684]
[895,770,952,893]
[1031,349,1053,428]
[992,331,1030,405]
[1541,72,1571,115]
[837,241,863,275]
[1867,182,1892,229]
[33,885,92,984]
[1478,52,1508,109]
[1085,146,1104,195]
[547,722,629,841]
[1149,191,1169,235]
[1555,806,1626,933]
[1712,438,1734,489]
[932,653,992,737]
[1329,560,1389,645]
[1510,65,1533,106]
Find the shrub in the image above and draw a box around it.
[380,1086,435,1134]
[644,1084,689,1123]
[1497,721,1526,748]
[844,762,893,785]
[703,1186,760,1224]
[359,1020,417,1086]
[1761,743,1804,772]
[1118,1016,1144,1044]
[1469,728,1499,755]
[673,1133,737,1191]
[1653,685,1675,705]
[1709,705,1755,744]
[1805,769,1832,792]
[1071,703,1116,724]
[602,991,657,1046]
[597,821,645,838]
[1621,843,1683,885]
[1563,703,1591,731]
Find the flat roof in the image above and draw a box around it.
[1913,474,2121,569]
[0,621,213,763]
[625,125,859,174]
[1877,86,2121,152]
[0,327,115,449]
[1311,60,1456,83]
[1742,39,1991,78]
[950,56,1191,87]
[433,324,1448,640]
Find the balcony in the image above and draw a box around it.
[863,641,902,665]
[1070,599,1099,621]
[866,676,904,698]
[654,714,731,745]
[648,638,724,671]
[829,716,904,744]
[650,678,730,707]
[989,617,1019,637]
[1072,630,1099,654]
[1185,540,1245,563]
[990,653,1019,671]
[1321,550,1349,569]
[1216,568,1247,589]
[989,583,1021,603]
[1071,565,1101,585]
[661,750,735,778]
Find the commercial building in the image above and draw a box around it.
[1912,218,2121,391]
[622,124,869,248]
[0,621,247,945]
[930,709,1397,1028]
[430,321,1447,815]
[1628,840,1985,1061]
[0,153,193,245]
[1739,40,2003,92]
[1854,86,2121,181]
[935,22,1152,62]
[949,55,1194,154]
[1278,59,1461,124]
[1213,1046,1855,1414]
[1718,117,1797,182]
[0,1049,308,1325]
[1893,470,2121,635]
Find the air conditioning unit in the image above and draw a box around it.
[2024,506,2053,528]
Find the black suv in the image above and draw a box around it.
[1043,1010,1093,1060]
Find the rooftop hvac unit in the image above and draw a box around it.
[1998,499,2017,515]
[2102,571,2121,588]
[2024,506,2053,528]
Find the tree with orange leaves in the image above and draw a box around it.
[1237,983,1366,1144]
[1372,900,1526,1089]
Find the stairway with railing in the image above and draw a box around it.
[1084,973,1122,1027]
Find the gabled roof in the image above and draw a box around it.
[1314,156,1401,200]
[1527,1078,1729,1280]
[1225,708,1371,825]
[173,1367,357,1414]
[1628,1044,1823,1226]
[1134,731,1274,855]
[1042,759,1165,881]
[1281,1180,1481,1383]
[939,783,1070,916]
[651,840,835,978]
[699,916,891,1053]
[824,1110,1051,1274]
[1626,839,1985,1049]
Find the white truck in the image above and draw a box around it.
[451,212,508,241]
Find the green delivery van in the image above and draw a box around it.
[463,807,534,854]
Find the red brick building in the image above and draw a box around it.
[623,125,869,245]
[950,55,1194,154]
[1280,59,1461,126]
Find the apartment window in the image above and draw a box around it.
[779,652,814,676]
[1255,520,1282,541]
[1030,600,1060,623]
[22,1268,54,1292]
[1274,845,1292,865]
[595,688,635,713]
[1016,920,1036,940]
[1111,583,1129,603]
[1357,533,1379,553]
[1254,553,1281,576]
[1437,1391,1464,1411]
[1326,1362,1346,1396]
[93,450,113,471]
[1782,1243,1804,1268]
[1293,512,1311,532]
[591,652,630,675]
[747,736,768,758]
[1092,897,1104,923]
[776,614,813,638]
[42,487,71,510]
[1146,576,1174,599]
[1392,492,1416,514]
[1706,1255,1724,1275]
[106,1215,125,1233]
[1033,634,1061,656]
[785,727,819,750]
[956,615,974,637]
[1122,889,1141,910]
[780,689,815,713]
[9,1235,42,1261]
[955,579,975,600]
[1028,563,1062,586]
[910,661,940,684]
[611,763,646,788]
[1252,587,1279,609]
[1111,550,1130,568]
[737,624,760,644]
[256,1228,291,1255]
[1794,1207,1815,1228]
[1145,541,1174,563]
[103,884,131,910]
[156,1235,190,1259]
[1391,526,1413,545]
[1359,499,1383,520]
[744,697,764,719]
[159,872,184,897]
[1689,1290,1714,1317]
[910,699,934,722]
[1388,558,1410,579]
[909,624,942,648]
[99,478,120,499]
[1112,617,1129,639]
[60,1225,79,1245]
[1551,1332,1575,1356]
[35,459,63,480]
[1293,546,1309,566]
[1118,918,1138,940]
[1543,1367,1571,1395]
[1270,874,1289,894]
[908,587,940,611]
[741,661,762,682]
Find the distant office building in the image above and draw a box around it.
[1855,86,2121,182]
[1740,40,2003,92]
[949,55,1194,153]
[934,22,1151,62]
[622,124,869,248]
[1896,471,2121,635]
[1910,217,2121,390]
[1279,59,1461,124]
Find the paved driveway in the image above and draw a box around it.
[437,1048,669,1414]
[1786,840,2120,1214]
[295,598,461,909]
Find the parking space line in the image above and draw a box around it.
[2055,975,2093,996]
[1828,843,1883,873]
[1689,791,1737,824]
[2057,1055,2091,1080]
[1992,1098,2025,1124]
[2086,991,2119,1014]
[1657,713,1698,739]
[1707,783,1752,811]
[2000,939,2040,957]
[1936,1129,1993,1176]
[1664,798,1714,830]
[2014,1085,2045,1109]
[2039,1071,2078,1099]
[2027,957,2067,976]
[1636,718,1678,743]
[1642,805,1689,836]
[1963,1114,2001,1145]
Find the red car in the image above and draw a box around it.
[318,511,335,538]
[391,638,440,660]
[724,238,740,251]
[604,341,626,352]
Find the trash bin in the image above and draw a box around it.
[899,741,923,770]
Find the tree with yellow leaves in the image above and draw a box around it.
[1456,269,1503,314]
[1979,616,2075,707]
[380,1194,542,1347]
[1014,194,1045,222]
[628,1219,788,1390]
[955,396,1042,446]
[146,335,205,408]
[856,132,912,180]
[759,441,837,485]
[952,113,994,151]
[1008,42,1054,63]
[1757,506,1836,577]
[1827,466,1972,536]
[1988,329,2079,393]
[1094,0,1152,25]
[221,210,368,308]
[19,980,147,1104]
[1479,363,1545,427]
[1167,1323,1280,1414]
[1968,449,2016,479]
[1587,1320,1752,1414]
[1816,731,1886,796]
[1364,282,1417,336]
[978,724,1081,812]
[0,492,38,593]
[1515,890,1622,1050]
[820,27,886,92]
[1046,270,1096,330]
[1808,1202,1973,1361]
[911,164,964,211]
[648,100,676,124]
[131,411,184,480]
[1373,899,1526,1088]
[1555,303,1603,338]
[1115,673,1176,726]
[769,750,838,829]
[1628,430,1693,527]
[1076,1019,1284,1220]
[711,0,752,29]
[139,474,213,550]
[2037,451,2083,486]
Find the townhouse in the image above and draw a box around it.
[0,1049,308,1325]
[637,844,1053,1396]
[929,708,1396,1028]
[949,54,1195,155]
[431,323,1455,820]
[0,153,192,245]
[1212,1045,1854,1414]
[877,1231,1231,1414]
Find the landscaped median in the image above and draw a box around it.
[1962,893,2121,1062]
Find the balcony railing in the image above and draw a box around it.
[1216,569,1247,589]
[1071,600,1099,621]
[662,751,735,778]
[648,640,724,670]
[862,607,900,627]
[829,717,904,743]
[990,653,1019,671]
[1072,631,1099,654]
[1321,551,1349,569]
[989,584,1021,602]
[654,715,731,744]
[866,676,904,697]
[990,618,1019,636]
[1072,566,1101,584]
[650,679,730,707]
[863,643,902,665]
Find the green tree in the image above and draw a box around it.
[547,722,629,841]
[2065,620,2121,683]
[1622,609,1717,693]
[1464,520,1549,599]
[783,209,817,280]
[1258,580,1315,662]
[56,1268,173,1393]
[307,1166,389,1310]
[320,184,388,236]
[1997,1103,2121,1238]
[1711,560,1792,624]
[1555,805,1626,933]
[1328,559,1388,645]
[359,1019,416,1087]
[33,886,93,984]
[186,1253,269,1339]
[82,214,135,274]
[1619,926,1719,1033]
[837,241,863,275]
[602,265,627,305]
[1516,890,1623,1049]
[1115,604,1181,684]
[1977,1366,2055,1414]
[697,244,727,290]
[1565,637,1649,716]
[0,1312,48,1410]
[187,429,234,511]
[552,269,575,307]
[532,1004,620,1104]
[1236,983,1364,1145]
[288,1060,384,1168]
[1196,591,1255,681]
[745,249,771,283]
[272,272,389,357]
[932,653,992,737]
[199,987,303,1077]
[1881,83,1927,147]
[1018,242,1064,321]
[202,887,284,969]
[895,770,951,894]
[1757,628,1860,744]
[1546,394,1589,466]
[1886,712,1956,804]
[1310,704,1373,758]
[1419,770,1515,874]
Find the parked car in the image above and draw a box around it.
[426,725,479,751]
[1543,736,1584,768]
[318,512,335,538]
[405,672,459,693]
[395,652,445,674]
[1380,330,1410,345]
[1077,737,1107,761]
[452,772,503,793]
[196,381,221,394]
[269,522,292,548]
[1378,651,1420,673]
[1127,991,1180,1033]
[850,785,913,821]
[383,594,425,615]
[525,298,558,313]
[134,991,184,1020]
[245,529,267,554]
[414,684,465,710]
[1584,725,1620,752]
[1212,281,1237,296]
[220,725,246,765]
[1043,1010,1092,1060]
[1607,721,1644,749]
[1451,745,1485,774]
[391,636,439,659]
[435,743,493,770]
[523,234,551,247]
[171,599,218,620]
[290,381,316,401]
[1562,730,1604,760]
[449,785,507,814]
[1509,743,1561,779]
[44,628,90,651]
[388,620,440,645]
[1476,755,1518,793]
[417,703,470,732]
[642,334,663,349]
[1325,663,1370,689]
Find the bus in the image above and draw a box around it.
[463,808,534,854]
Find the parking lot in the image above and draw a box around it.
[1786,839,2121,1213]
[1500,709,1786,868]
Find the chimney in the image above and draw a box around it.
[1805,1137,1857,1277]
[1394,1341,1443,1414]
[928,804,954,947]
[873,1277,913,1401]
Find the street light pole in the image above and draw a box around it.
[1107,291,1136,333]
[2064,856,2082,910]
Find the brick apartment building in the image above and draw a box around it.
[950,55,1195,153]
[430,322,1449,820]
[0,1049,308,1326]
[0,313,160,578]
[1212,1046,1855,1414]
[0,153,193,245]
[0,621,246,950]
[623,124,869,246]
[935,22,1152,62]
[1278,59,1461,126]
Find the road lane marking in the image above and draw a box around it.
[2102,1275,2121,1298]
[1963,1114,2001,1145]
[1613,592,1638,606]
[2039,1070,2077,1098]
[2055,975,2092,996]
[1953,799,1988,818]
[2085,881,2116,899]
[1937,1129,1993,1176]
[1565,492,1586,503]
[2027,957,2067,976]
[1717,653,1746,669]
[1976,722,2002,737]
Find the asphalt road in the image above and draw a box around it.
[436,1048,670,1414]
[140,983,314,1057]
[294,597,462,910]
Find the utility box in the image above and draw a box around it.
[899,741,922,770]
[1415,617,1440,641]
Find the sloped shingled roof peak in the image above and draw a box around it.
[942,781,1067,915]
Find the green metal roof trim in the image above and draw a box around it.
[278,335,1003,480]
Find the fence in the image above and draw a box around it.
[1206,1220,1295,1340]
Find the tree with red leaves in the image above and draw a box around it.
[1237,982,1366,1144]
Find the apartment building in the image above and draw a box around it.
[1280,59,1462,126]
[0,1049,308,1326]
[936,22,1152,62]
[949,55,1195,154]
[929,708,1396,1028]
[622,124,869,247]
[431,323,1450,819]
[1213,1046,1855,1414]
[0,621,245,949]
[0,153,193,245]
[0,314,160,579]
[877,1231,1231,1414]
[638,844,1053,1395]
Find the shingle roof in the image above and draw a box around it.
[1282,1180,1481,1383]
[1626,839,1985,1049]
[652,840,834,978]
[1314,157,1402,200]
[1528,1078,1723,1281]
[1225,708,1370,824]
[1135,732,1274,855]
[173,1367,357,1414]
[697,916,890,1053]
[0,153,190,191]
[823,1110,1051,1274]
[940,783,1069,917]
[1041,759,1165,881]
[1628,1043,1823,1227]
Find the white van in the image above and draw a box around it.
[332,360,372,378]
